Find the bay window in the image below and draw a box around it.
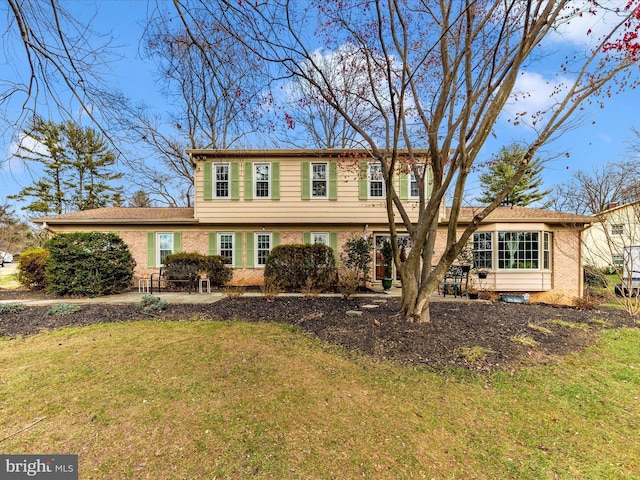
[472,230,552,271]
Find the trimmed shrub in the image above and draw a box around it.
[45,232,135,296]
[264,244,337,292]
[17,248,49,290]
[163,252,232,288]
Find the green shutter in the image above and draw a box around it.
[203,162,212,200]
[231,163,240,200]
[173,232,182,253]
[208,232,217,255]
[273,231,280,247]
[399,172,409,200]
[234,232,243,268]
[246,233,255,268]
[330,232,338,266]
[329,162,338,200]
[358,161,368,200]
[303,232,311,244]
[244,162,253,200]
[426,165,433,198]
[147,232,156,268]
[301,162,310,200]
[271,162,280,200]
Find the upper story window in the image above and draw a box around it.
[410,170,420,198]
[312,163,328,198]
[254,163,271,198]
[368,163,384,198]
[611,224,624,235]
[214,163,230,198]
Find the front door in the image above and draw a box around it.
[374,234,412,281]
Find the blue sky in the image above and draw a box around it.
[1,1,639,211]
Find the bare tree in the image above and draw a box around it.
[108,3,271,206]
[1,1,118,145]
[171,1,639,322]
[552,160,640,215]
[281,44,384,148]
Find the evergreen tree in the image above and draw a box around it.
[476,144,551,207]
[10,118,123,214]
[10,118,67,215]
[63,122,123,210]
[128,190,153,207]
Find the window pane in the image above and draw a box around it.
[312,233,329,245]
[543,232,551,269]
[158,233,173,265]
[611,224,624,235]
[312,163,327,197]
[215,164,229,198]
[218,233,233,263]
[410,172,420,197]
[369,164,384,198]
[498,232,539,269]
[255,164,270,197]
[256,233,271,265]
[472,232,493,269]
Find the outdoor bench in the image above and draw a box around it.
[438,265,470,298]
[150,264,199,294]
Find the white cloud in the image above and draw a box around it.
[502,71,571,125]
[549,1,625,47]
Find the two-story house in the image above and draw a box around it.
[32,149,592,302]
[582,200,640,271]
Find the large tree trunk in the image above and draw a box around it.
[398,254,436,323]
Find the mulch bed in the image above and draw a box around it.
[1,291,638,372]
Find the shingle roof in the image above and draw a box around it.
[31,207,196,225]
[450,206,593,225]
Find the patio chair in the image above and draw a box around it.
[439,265,470,298]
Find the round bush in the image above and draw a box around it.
[17,248,49,290]
[265,244,337,292]
[44,232,135,296]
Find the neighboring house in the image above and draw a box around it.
[582,200,640,271]
[32,149,592,302]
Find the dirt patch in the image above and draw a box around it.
[1,293,638,371]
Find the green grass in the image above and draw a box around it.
[0,268,19,289]
[1,320,639,479]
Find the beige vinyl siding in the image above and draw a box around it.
[195,156,423,224]
[493,272,552,292]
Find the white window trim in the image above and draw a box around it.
[217,232,234,266]
[255,232,272,267]
[611,224,624,235]
[311,232,330,246]
[368,163,385,199]
[497,231,541,270]
[409,166,428,199]
[311,162,328,199]
[156,232,174,267]
[254,162,271,199]
[213,162,231,199]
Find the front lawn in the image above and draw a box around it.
[1,320,638,479]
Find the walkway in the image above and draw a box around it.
[0,264,471,306]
